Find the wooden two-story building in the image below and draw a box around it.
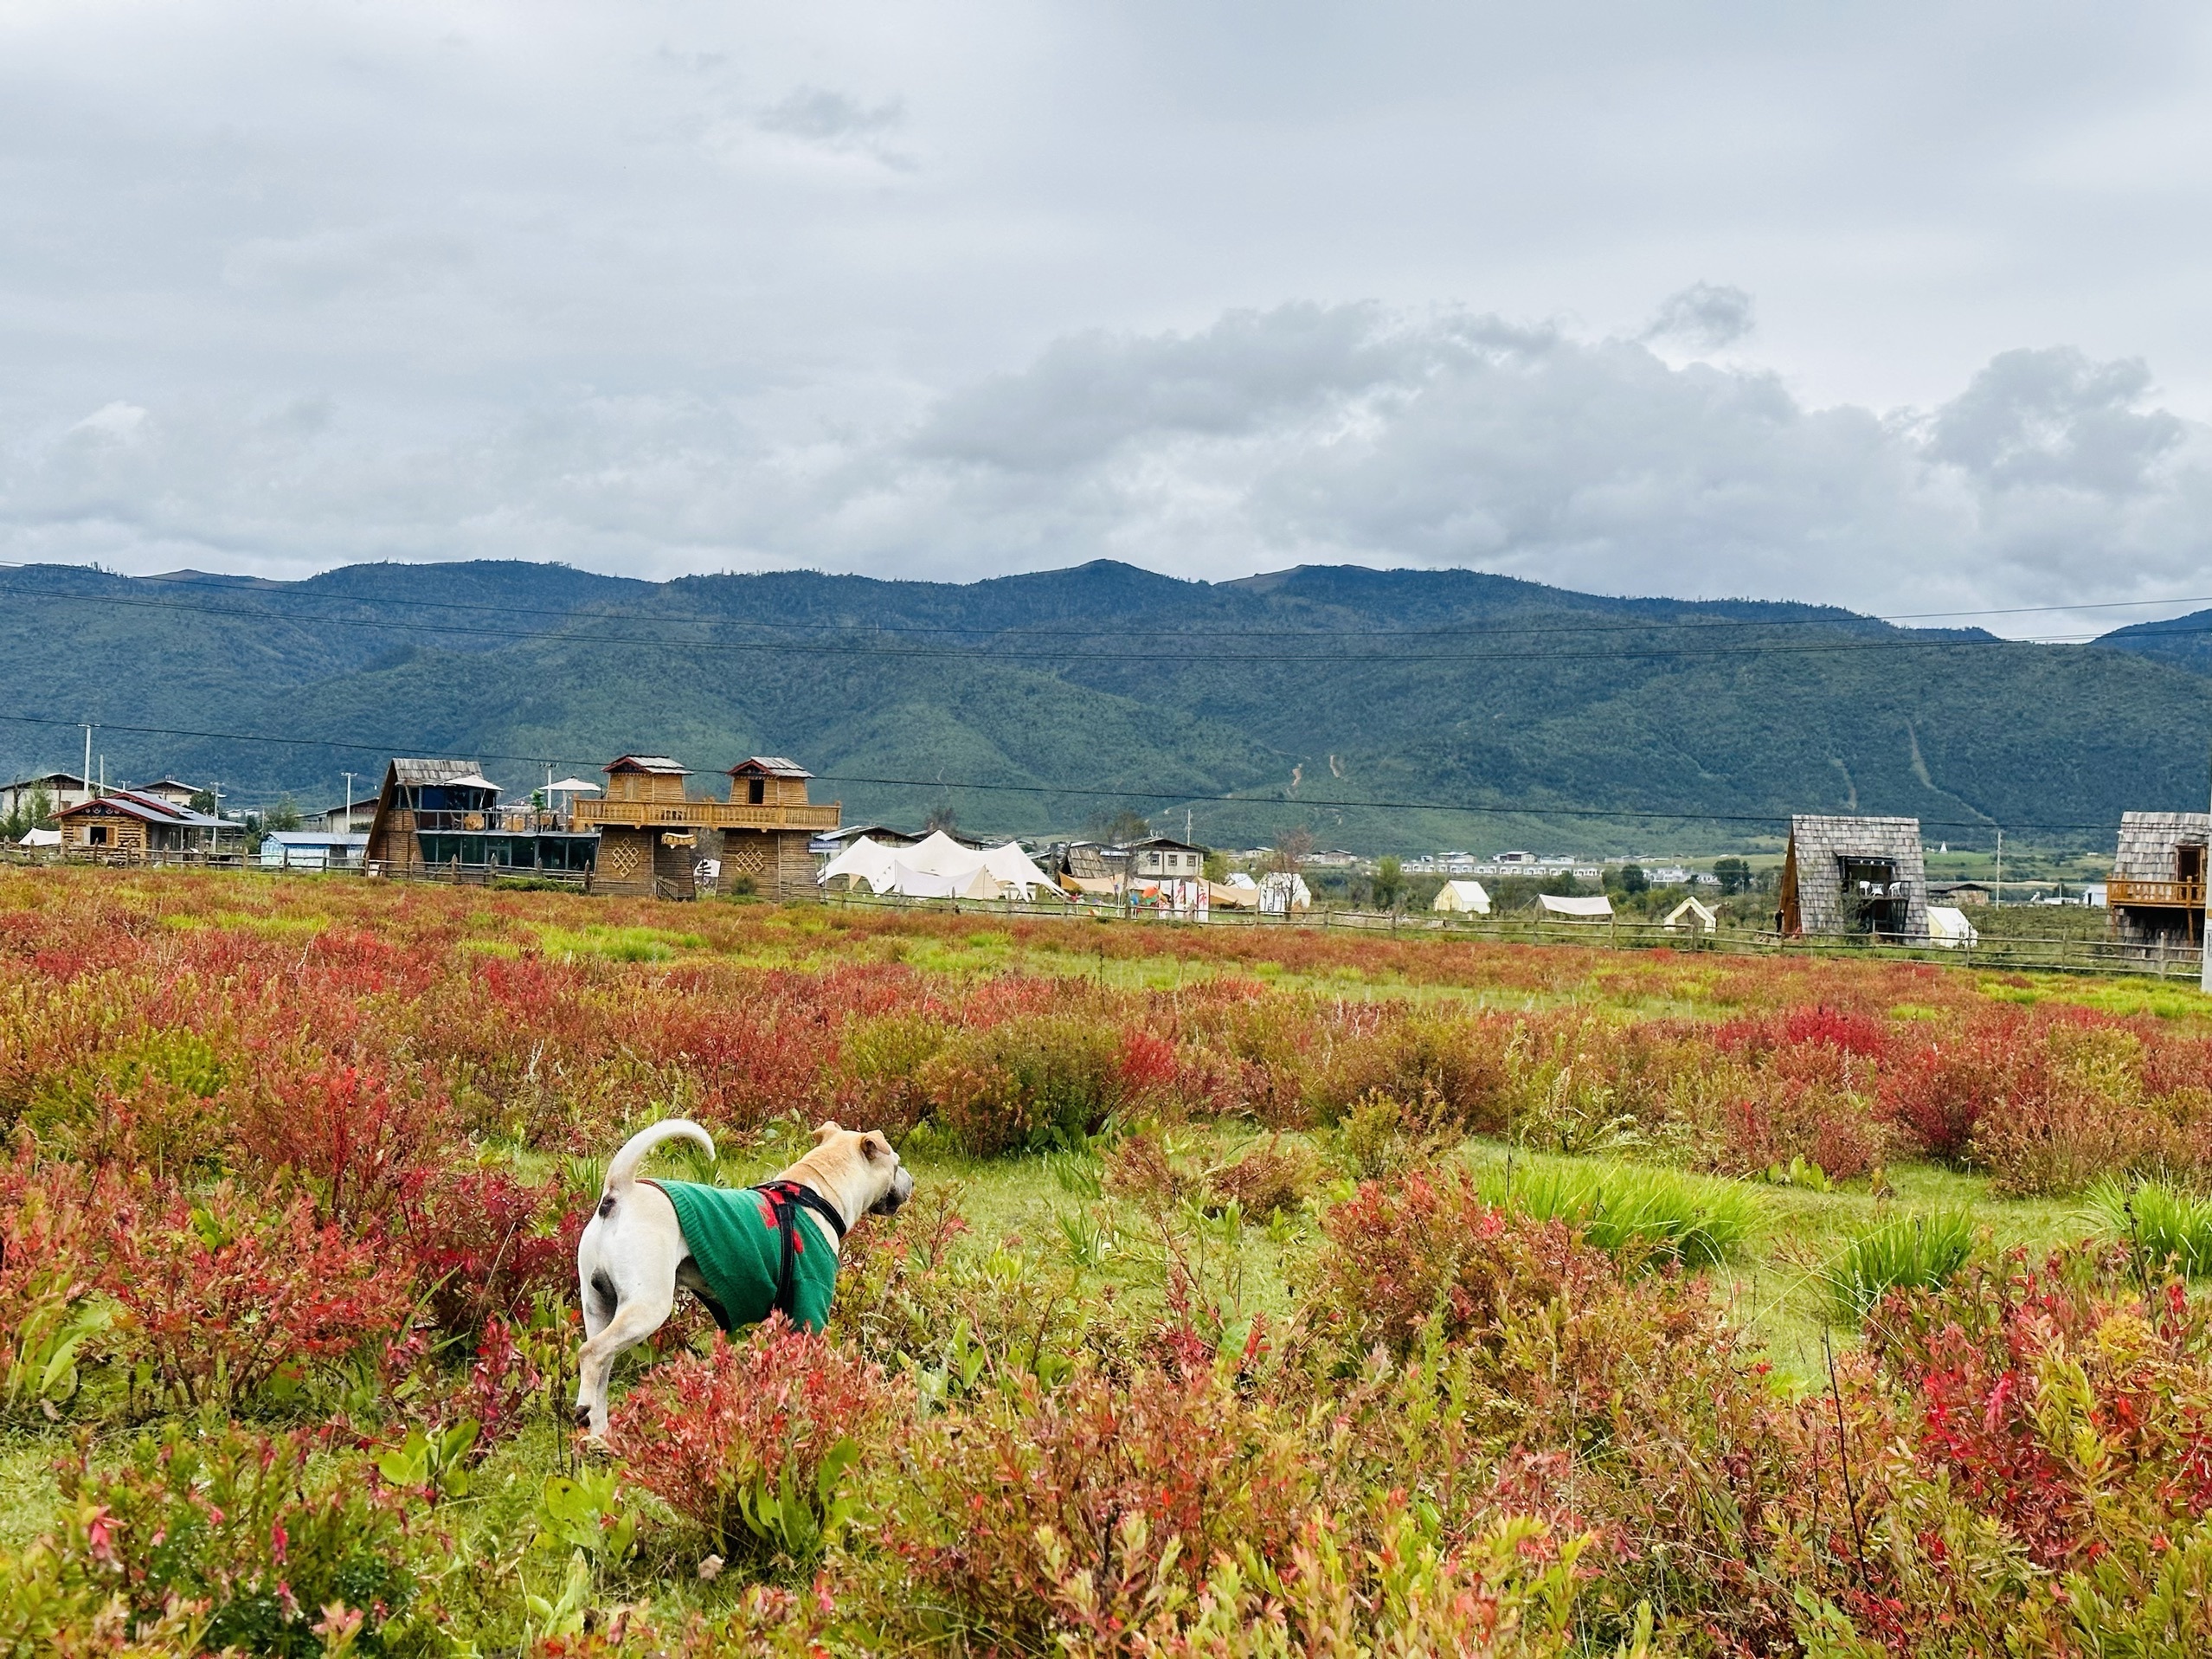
[2108,810,2209,949]
[569,755,839,899]
[363,759,599,879]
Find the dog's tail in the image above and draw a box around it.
[603,1117,716,1197]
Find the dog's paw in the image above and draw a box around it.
[572,1401,594,1430]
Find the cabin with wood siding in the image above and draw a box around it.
[1778,814,1929,940]
[2107,811,2209,948]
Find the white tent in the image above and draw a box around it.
[1537,893,1614,920]
[1926,904,1980,948]
[1663,897,1717,932]
[820,831,1066,901]
[18,826,61,847]
[818,835,901,892]
[1432,879,1491,916]
[1258,872,1312,915]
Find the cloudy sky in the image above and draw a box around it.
[4,1,2211,631]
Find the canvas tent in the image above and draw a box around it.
[820,831,1066,902]
[1432,879,1491,916]
[1258,872,1312,915]
[1538,893,1614,920]
[18,826,60,847]
[1926,905,1980,948]
[1663,897,1717,933]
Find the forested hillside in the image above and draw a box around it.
[2,558,2206,852]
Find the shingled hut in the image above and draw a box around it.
[1778,814,1929,941]
[2108,811,2209,948]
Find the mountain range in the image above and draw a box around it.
[3,558,2209,854]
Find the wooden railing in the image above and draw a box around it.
[571,799,841,832]
[2107,878,2207,909]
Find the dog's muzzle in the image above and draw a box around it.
[871,1166,916,1216]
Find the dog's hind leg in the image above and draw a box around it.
[573,1276,674,1438]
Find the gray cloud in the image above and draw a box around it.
[1642,283,1755,353]
[1,2,2210,632]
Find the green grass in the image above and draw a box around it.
[533,924,709,962]
[1823,1210,1978,1322]
[1472,1156,1761,1268]
[2086,1176,2212,1279]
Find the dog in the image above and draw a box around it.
[571,1116,914,1436]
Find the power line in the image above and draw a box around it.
[0,709,2144,835]
[5,575,2209,663]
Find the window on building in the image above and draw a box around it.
[88,825,108,846]
[748,776,766,805]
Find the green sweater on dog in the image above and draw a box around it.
[645,1179,840,1334]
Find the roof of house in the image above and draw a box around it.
[2113,811,2212,881]
[389,758,490,788]
[816,824,919,846]
[138,778,201,794]
[1122,836,1206,854]
[265,831,370,847]
[728,756,810,779]
[4,771,87,791]
[604,755,689,775]
[56,788,228,829]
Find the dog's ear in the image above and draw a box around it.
[813,1120,842,1143]
[860,1133,887,1161]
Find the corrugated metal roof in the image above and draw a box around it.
[265,832,370,846]
[390,758,485,787]
[604,755,689,774]
[57,789,228,828]
[730,756,811,778]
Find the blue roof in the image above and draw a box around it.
[265,832,370,846]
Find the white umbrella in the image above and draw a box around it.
[547,777,601,793]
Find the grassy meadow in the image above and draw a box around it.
[8,867,2212,1656]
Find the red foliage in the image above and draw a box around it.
[1878,1026,2026,1162]
[395,1165,576,1335]
[610,1321,891,1550]
[234,1059,445,1231]
[104,1184,412,1409]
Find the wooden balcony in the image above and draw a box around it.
[2108,877,2207,910]
[571,799,841,833]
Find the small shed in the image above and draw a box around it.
[1432,879,1491,916]
[260,832,368,871]
[1663,897,1717,933]
[1778,815,1929,940]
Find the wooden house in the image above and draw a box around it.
[0,771,92,818]
[54,788,239,859]
[569,755,839,899]
[1778,815,1929,940]
[2107,811,2209,948]
[363,759,598,879]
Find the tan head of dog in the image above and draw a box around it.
[783,1120,914,1231]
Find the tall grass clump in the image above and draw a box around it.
[1478,1159,1760,1268]
[1823,1209,1977,1322]
[2086,1175,2212,1279]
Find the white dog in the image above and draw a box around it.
[572,1116,913,1436]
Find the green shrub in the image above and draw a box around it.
[48,1424,422,1656]
[833,1011,947,1136]
[1479,1159,1760,1269]
[2087,1176,2212,1279]
[1823,1209,1977,1321]
[920,1016,1122,1154]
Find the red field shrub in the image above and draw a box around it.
[105,1184,412,1410]
[1878,1025,2025,1162]
[880,1366,1312,1649]
[611,1321,891,1558]
[235,1059,446,1231]
[395,1165,575,1336]
[1301,1171,1609,1358]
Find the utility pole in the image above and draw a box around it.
[1994,829,2003,910]
[81,724,93,802]
[2202,742,2212,994]
[343,771,355,833]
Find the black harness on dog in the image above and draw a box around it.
[756,1179,848,1324]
